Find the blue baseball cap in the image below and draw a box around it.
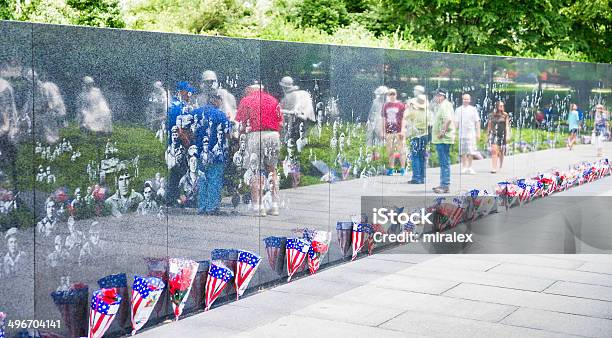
[176,81,197,94]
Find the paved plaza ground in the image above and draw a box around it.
[137,150,612,337]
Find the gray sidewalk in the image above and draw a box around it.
[137,174,612,338]
[138,252,612,338]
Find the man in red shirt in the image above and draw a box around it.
[236,84,283,216]
[382,88,407,175]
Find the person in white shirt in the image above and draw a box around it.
[455,94,480,174]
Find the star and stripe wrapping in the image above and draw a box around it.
[88,288,122,338]
[168,258,199,320]
[144,257,169,320]
[235,251,261,299]
[211,249,239,273]
[130,276,165,335]
[263,236,287,276]
[0,312,5,338]
[286,237,310,281]
[307,230,331,274]
[205,262,234,311]
[97,273,129,332]
[351,222,368,261]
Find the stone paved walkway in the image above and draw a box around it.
[138,177,612,337]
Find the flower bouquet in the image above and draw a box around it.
[168,258,199,320]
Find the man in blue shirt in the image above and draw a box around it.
[192,94,229,215]
[167,81,196,136]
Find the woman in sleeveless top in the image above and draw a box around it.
[487,101,510,173]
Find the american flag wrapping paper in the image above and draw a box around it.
[97,273,129,331]
[351,222,368,261]
[307,230,331,274]
[168,258,199,320]
[130,276,165,335]
[235,251,261,299]
[0,312,5,338]
[286,237,310,282]
[205,262,234,311]
[88,288,122,338]
[263,236,286,275]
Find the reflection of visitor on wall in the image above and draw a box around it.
[366,86,388,147]
[3,227,26,277]
[37,197,58,239]
[104,167,143,217]
[0,77,18,141]
[194,95,229,214]
[21,69,67,144]
[431,88,456,194]
[455,93,481,174]
[593,104,608,158]
[236,84,282,217]
[488,101,510,173]
[405,94,429,185]
[382,88,406,175]
[168,81,196,135]
[77,76,112,134]
[279,76,315,142]
[146,81,169,131]
[166,126,187,206]
[196,70,237,121]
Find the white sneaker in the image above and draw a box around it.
[461,167,468,174]
[259,206,267,217]
[269,202,279,216]
[468,168,476,175]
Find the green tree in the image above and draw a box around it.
[297,0,350,33]
[368,0,574,56]
[66,0,125,28]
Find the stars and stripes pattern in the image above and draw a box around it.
[286,238,309,281]
[263,236,286,274]
[235,251,261,299]
[205,262,234,311]
[307,230,331,274]
[88,288,121,338]
[448,198,466,229]
[0,312,5,338]
[131,276,165,335]
[307,246,320,274]
[351,222,367,261]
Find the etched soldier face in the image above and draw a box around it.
[155,172,161,181]
[7,236,16,253]
[46,200,55,219]
[189,156,197,173]
[75,188,81,200]
[67,217,75,232]
[87,186,92,195]
[118,174,130,197]
[143,186,152,201]
[54,235,62,252]
[239,139,246,151]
